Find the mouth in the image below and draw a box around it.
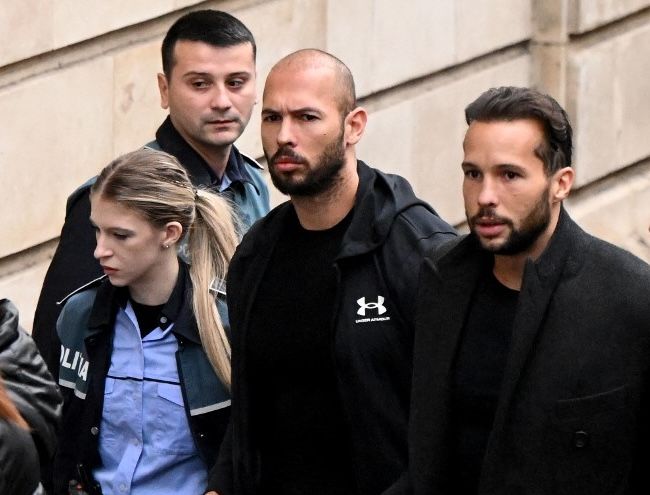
[206,117,237,126]
[473,218,507,238]
[101,266,118,275]
[271,156,304,172]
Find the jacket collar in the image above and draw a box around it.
[155,116,261,193]
[87,260,202,345]
[236,160,435,262]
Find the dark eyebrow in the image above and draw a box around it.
[227,71,252,78]
[182,71,211,78]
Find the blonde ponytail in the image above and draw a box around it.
[188,189,238,387]
[92,148,239,388]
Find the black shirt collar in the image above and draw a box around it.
[114,260,187,331]
[155,116,259,192]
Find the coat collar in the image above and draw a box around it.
[86,261,202,345]
[155,116,260,193]
[235,160,437,262]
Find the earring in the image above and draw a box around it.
[163,244,170,249]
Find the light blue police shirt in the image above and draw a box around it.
[93,301,207,494]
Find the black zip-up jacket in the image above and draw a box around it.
[209,161,456,494]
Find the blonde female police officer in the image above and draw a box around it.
[53,148,237,495]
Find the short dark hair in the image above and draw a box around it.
[465,86,573,174]
[162,10,256,77]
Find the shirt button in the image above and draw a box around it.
[132,438,139,446]
[119,483,127,491]
[573,430,589,448]
[90,426,99,435]
[160,316,168,324]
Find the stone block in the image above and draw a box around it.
[568,0,650,33]
[530,43,569,105]
[533,0,571,42]
[357,101,414,180]
[568,23,650,185]
[113,39,168,156]
[51,0,177,48]
[455,0,531,61]
[327,0,455,96]
[0,2,54,67]
[357,55,530,225]
[0,1,202,66]
[174,0,205,7]
[566,165,650,263]
[0,259,51,333]
[0,56,114,257]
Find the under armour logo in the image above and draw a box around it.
[357,296,387,316]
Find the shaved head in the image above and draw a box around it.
[266,49,357,116]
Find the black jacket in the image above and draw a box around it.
[53,265,230,495]
[32,116,269,380]
[210,161,456,494]
[408,208,650,494]
[0,299,62,493]
[0,416,40,495]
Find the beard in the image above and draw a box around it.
[468,186,551,255]
[265,130,346,197]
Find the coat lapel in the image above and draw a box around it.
[480,208,580,488]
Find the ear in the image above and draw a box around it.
[550,166,574,203]
[161,221,183,248]
[344,107,367,146]
[157,73,170,110]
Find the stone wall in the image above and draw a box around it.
[1,0,649,330]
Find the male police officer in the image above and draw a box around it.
[33,10,269,376]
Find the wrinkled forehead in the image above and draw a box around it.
[263,64,345,112]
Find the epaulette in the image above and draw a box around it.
[209,277,226,297]
[143,139,162,151]
[65,176,98,215]
[56,275,107,306]
[240,151,264,170]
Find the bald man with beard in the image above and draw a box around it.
[206,49,455,495]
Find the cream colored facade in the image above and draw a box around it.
[1,0,649,330]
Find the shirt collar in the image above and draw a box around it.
[113,260,186,331]
[155,116,259,193]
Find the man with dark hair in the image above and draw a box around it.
[406,86,650,494]
[32,9,269,377]
[207,49,455,495]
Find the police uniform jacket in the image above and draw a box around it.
[53,265,230,495]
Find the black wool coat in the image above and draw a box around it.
[409,208,650,495]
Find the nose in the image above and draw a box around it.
[210,84,233,111]
[477,177,498,207]
[276,119,296,147]
[93,235,112,260]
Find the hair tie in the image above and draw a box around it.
[194,187,199,202]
